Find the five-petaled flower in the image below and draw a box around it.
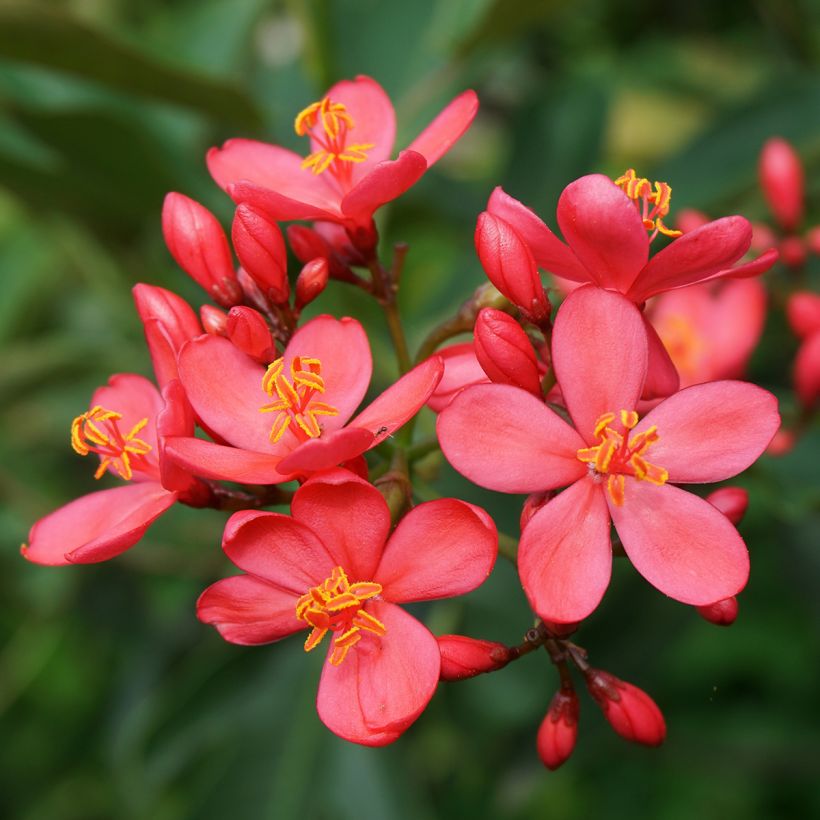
[197,468,497,745]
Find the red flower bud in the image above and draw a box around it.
[766,427,796,456]
[437,635,511,681]
[295,258,329,309]
[474,308,542,395]
[236,267,269,313]
[200,304,228,336]
[705,487,749,525]
[537,688,579,770]
[226,306,277,363]
[787,291,820,338]
[585,669,666,746]
[750,222,777,253]
[696,596,739,626]
[162,193,241,307]
[287,223,332,265]
[759,138,804,233]
[232,204,290,303]
[475,212,549,323]
[807,226,820,256]
[779,236,807,269]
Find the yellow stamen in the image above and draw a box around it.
[614,169,683,241]
[71,405,152,481]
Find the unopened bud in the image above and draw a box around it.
[437,635,511,681]
[696,596,739,626]
[232,204,290,303]
[236,267,269,312]
[751,221,777,253]
[295,258,329,309]
[162,193,241,307]
[200,304,228,336]
[585,669,666,746]
[288,224,331,264]
[705,487,749,525]
[759,137,804,233]
[766,427,796,456]
[787,291,820,338]
[474,308,542,395]
[779,236,807,269]
[807,226,820,256]
[226,306,277,363]
[537,688,579,770]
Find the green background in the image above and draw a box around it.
[1,1,819,818]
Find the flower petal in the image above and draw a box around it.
[228,180,342,222]
[222,509,335,592]
[635,380,780,483]
[518,477,611,623]
[643,317,681,399]
[405,89,478,167]
[437,383,586,493]
[556,174,648,292]
[316,600,440,746]
[275,427,375,476]
[163,436,289,484]
[426,342,489,412]
[611,481,749,605]
[23,483,176,566]
[290,469,390,581]
[552,286,648,443]
[197,575,303,645]
[376,499,497,602]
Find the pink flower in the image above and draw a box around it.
[23,376,206,565]
[437,286,780,623]
[207,76,478,245]
[482,174,778,396]
[787,291,820,409]
[165,315,443,483]
[197,469,497,745]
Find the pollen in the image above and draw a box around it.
[614,169,683,241]
[295,566,386,666]
[259,356,339,444]
[71,405,152,480]
[577,409,668,506]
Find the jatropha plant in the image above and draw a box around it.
[25,75,799,767]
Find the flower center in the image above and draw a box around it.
[576,409,668,505]
[259,356,339,444]
[294,96,374,180]
[295,566,386,666]
[614,169,683,241]
[71,405,152,480]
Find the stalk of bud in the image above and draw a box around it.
[705,487,749,525]
[232,204,290,304]
[437,635,511,681]
[200,304,228,336]
[295,258,329,309]
[474,308,542,395]
[537,687,579,770]
[759,138,804,233]
[162,193,242,307]
[696,597,739,626]
[226,306,277,363]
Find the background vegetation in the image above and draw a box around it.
[1,1,818,818]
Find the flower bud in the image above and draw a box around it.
[475,212,549,323]
[750,222,777,252]
[162,193,241,307]
[295,258,329,309]
[807,226,820,256]
[474,308,542,395]
[585,669,666,746]
[766,427,796,456]
[795,333,820,410]
[288,224,332,265]
[200,304,228,336]
[236,267,269,312]
[437,635,511,681]
[779,236,807,269]
[537,688,579,770]
[696,596,739,626]
[226,306,277,363]
[759,138,804,233]
[786,291,820,339]
[705,487,749,525]
[675,208,710,234]
[231,204,290,304]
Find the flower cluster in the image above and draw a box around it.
[25,76,793,765]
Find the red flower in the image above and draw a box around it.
[207,76,478,243]
[23,377,205,565]
[165,315,443,483]
[787,291,820,409]
[197,469,497,745]
[482,174,778,397]
[437,286,780,623]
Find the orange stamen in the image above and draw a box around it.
[295,566,386,666]
[71,406,152,480]
[614,169,683,242]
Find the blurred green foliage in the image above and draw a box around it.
[1,0,819,818]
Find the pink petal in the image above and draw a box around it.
[341,150,427,226]
[290,469,390,581]
[222,509,335,592]
[228,180,342,222]
[552,286,648,443]
[348,356,444,447]
[635,380,780,483]
[556,174,649,292]
[426,342,489,413]
[626,216,752,302]
[610,481,749,605]
[518,477,612,623]
[376,499,497,602]
[487,187,590,282]
[405,89,478,167]
[23,483,176,566]
[275,427,375,476]
[316,600,440,746]
[437,383,586,493]
[643,317,681,399]
[156,380,202,496]
[197,575,303,645]
[207,139,340,212]
[163,436,290,484]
